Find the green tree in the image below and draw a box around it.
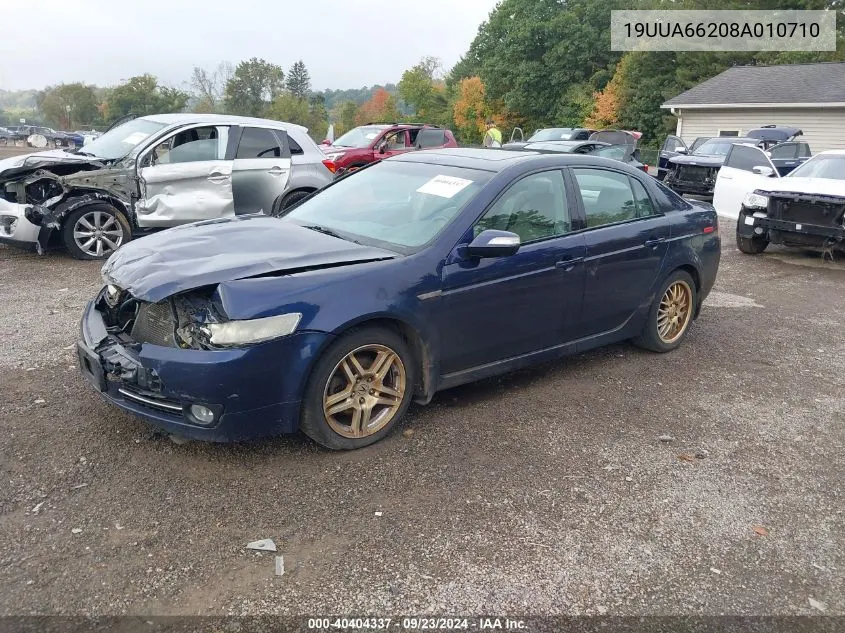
[224,58,285,116]
[334,100,359,136]
[37,83,100,129]
[285,60,311,99]
[104,74,189,123]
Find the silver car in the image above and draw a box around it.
[0,113,333,259]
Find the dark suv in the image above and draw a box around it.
[321,123,457,174]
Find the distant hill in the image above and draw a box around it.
[0,89,37,109]
[317,84,412,116]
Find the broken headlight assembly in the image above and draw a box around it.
[198,313,302,348]
[743,192,769,210]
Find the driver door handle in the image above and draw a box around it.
[644,237,666,248]
[207,172,229,183]
[556,256,584,271]
[720,175,733,180]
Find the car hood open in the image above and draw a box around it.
[669,154,725,168]
[101,215,399,302]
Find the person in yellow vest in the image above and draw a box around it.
[483,119,502,147]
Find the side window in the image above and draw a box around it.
[286,135,303,155]
[572,168,637,228]
[797,142,812,158]
[724,144,772,172]
[631,178,656,217]
[383,130,408,150]
[416,129,446,148]
[237,127,282,159]
[474,171,570,243]
[147,126,221,166]
[769,143,797,159]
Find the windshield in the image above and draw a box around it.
[332,126,388,148]
[282,161,491,253]
[787,154,845,180]
[528,128,575,142]
[693,139,743,156]
[590,145,628,160]
[80,118,168,160]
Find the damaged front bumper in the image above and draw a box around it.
[77,292,331,442]
[0,201,43,251]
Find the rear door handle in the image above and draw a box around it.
[720,175,733,180]
[268,166,287,176]
[207,172,229,183]
[556,256,584,271]
[644,237,666,248]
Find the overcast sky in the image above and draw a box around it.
[0,0,499,91]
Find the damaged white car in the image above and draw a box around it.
[0,113,334,259]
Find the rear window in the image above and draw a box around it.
[416,129,446,148]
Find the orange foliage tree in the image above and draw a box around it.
[452,77,496,143]
[585,59,627,129]
[354,87,400,124]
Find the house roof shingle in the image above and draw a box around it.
[662,62,845,107]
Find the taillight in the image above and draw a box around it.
[322,159,337,173]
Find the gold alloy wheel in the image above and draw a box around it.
[322,344,407,439]
[657,280,693,344]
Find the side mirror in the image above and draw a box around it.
[378,143,387,155]
[466,230,521,258]
[752,165,775,177]
[675,147,687,154]
[764,151,772,157]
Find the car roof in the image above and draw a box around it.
[139,112,309,133]
[523,140,607,151]
[818,149,845,156]
[392,147,643,173]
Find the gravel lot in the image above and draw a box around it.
[0,196,843,619]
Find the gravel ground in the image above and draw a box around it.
[0,219,843,620]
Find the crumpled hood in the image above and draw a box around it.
[754,177,845,198]
[0,149,103,180]
[669,154,724,168]
[101,215,398,302]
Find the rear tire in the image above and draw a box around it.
[62,203,131,260]
[737,234,769,254]
[272,190,312,216]
[633,270,697,353]
[300,326,415,450]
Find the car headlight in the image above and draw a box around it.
[743,192,769,209]
[201,313,302,347]
[323,152,345,161]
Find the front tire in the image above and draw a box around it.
[62,204,131,260]
[271,190,312,216]
[300,327,415,450]
[633,270,697,353]
[737,234,769,255]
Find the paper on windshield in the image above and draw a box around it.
[416,175,473,198]
[122,131,151,145]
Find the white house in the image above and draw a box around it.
[661,62,845,152]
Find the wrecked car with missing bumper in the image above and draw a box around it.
[0,113,332,259]
[77,149,719,450]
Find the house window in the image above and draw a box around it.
[718,130,740,137]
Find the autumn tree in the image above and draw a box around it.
[585,62,624,129]
[224,58,284,116]
[285,60,311,99]
[452,77,489,142]
[354,88,400,124]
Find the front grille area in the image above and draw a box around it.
[130,301,176,347]
[677,165,710,181]
[118,386,182,414]
[773,198,845,228]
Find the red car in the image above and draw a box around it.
[321,123,457,174]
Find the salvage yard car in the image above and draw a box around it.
[0,113,333,259]
[664,127,808,198]
[77,148,720,449]
[712,147,845,255]
[322,122,457,175]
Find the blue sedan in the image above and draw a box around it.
[77,149,720,449]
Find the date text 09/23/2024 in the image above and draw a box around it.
[306,617,527,630]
